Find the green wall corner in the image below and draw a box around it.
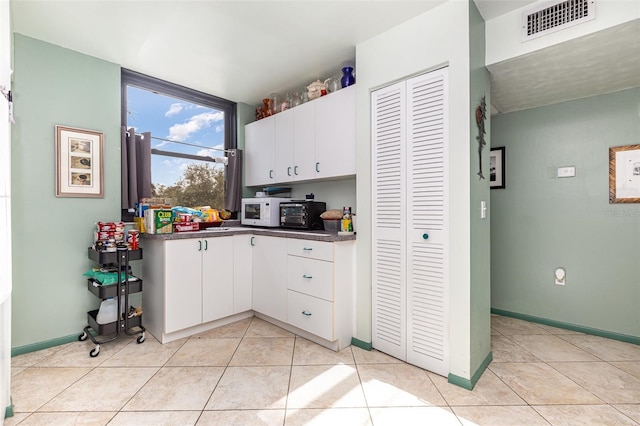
[351,337,372,351]
[448,351,493,390]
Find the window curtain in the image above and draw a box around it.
[121,127,152,211]
[224,148,243,212]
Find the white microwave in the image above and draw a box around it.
[241,197,292,227]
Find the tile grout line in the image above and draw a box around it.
[195,316,254,423]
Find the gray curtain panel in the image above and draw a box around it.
[121,127,152,211]
[224,148,243,212]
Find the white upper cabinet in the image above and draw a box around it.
[274,108,294,182]
[245,116,276,187]
[314,85,356,179]
[244,85,355,186]
[291,101,316,181]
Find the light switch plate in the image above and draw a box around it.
[557,166,576,178]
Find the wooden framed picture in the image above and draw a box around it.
[609,144,640,203]
[490,147,505,189]
[55,125,104,198]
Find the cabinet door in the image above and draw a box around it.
[371,81,407,361]
[233,234,253,313]
[165,239,203,333]
[405,69,449,377]
[245,117,276,186]
[314,85,356,179]
[252,235,287,322]
[274,109,294,182]
[202,236,234,323]
[292,100,315,181]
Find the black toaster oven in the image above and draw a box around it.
[279,201,326,230]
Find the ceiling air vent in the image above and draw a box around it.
[522,0,596,41]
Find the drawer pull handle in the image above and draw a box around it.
[294,166,299,175]
[316,162,320,173]
[302,274,313,279]
[198,241,202,251]
[287,166,292,176]
[250,236,255,246]
[204,240,208,251]
[301,311,312,317]
[303,247,313,251]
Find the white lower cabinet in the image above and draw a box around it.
[142,236,236,341]
[143,233,355,350]
[233,234,253,313]
[251,235,288,322]
[284,238,355,349]
[287,290,333,341]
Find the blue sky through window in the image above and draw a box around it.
[126,86,226,188]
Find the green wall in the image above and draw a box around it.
[468,0,492,380]
[11,34,121,348]
[491,88,640,338]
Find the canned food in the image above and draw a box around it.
[127,230,140,250]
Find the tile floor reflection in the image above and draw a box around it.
[7,315,640,425]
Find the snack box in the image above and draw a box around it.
[144,209,173,234]
[173,222,200,232]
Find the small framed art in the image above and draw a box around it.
[609,144,640,203]
[490,147,505,189]
[55,125,104,198]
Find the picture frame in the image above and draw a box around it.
[609,144,640,203]
[489,147,506,189]
[55,125,104,198]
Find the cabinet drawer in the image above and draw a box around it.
[287,256,333,301]
[287,239,333,261]
[287,290,333,341]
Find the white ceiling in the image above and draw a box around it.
[10,0,639,114]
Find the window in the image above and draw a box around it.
[121,69,237,217]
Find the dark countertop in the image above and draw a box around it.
[141,224,357,242]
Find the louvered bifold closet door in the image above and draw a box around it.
[371,81,407,361]
[406,68,449,376]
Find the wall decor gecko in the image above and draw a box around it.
[475,95,487,180]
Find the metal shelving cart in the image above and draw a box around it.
[79,246,146,357]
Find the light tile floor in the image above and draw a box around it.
[6,315,640,425]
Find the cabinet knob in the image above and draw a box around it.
[301,311,312,317]
[423,233,429,240]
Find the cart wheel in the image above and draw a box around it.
[137,332,145,344]
[89,345,100,357]
[78,331,88,341]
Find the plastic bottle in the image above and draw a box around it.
[341,207,353,233]
[96,298,118,324]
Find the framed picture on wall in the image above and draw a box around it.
[490,147,505,189]
[609,144,640,203]
[55,125,104,198]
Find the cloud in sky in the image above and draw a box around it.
[168,111,224,141]
[165,103,185,117]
